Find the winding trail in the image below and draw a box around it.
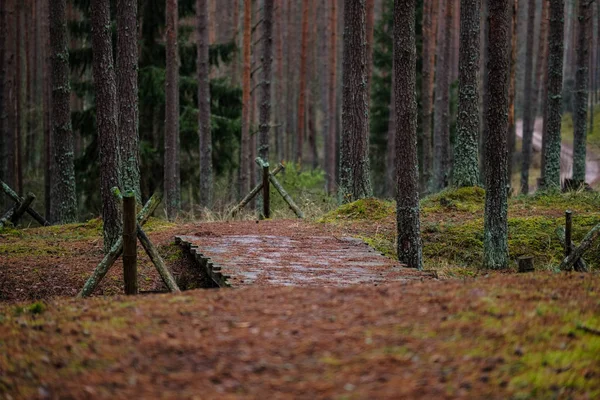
[516,117,600,187]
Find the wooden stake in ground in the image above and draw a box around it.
[122,191,138,295]
[262,163,270,219]
[560,222,600,271]
[230,162,284,217]
[255,158,304,218]
[556,226,588,272]
[0,180,49,226]
[0,193,35,229]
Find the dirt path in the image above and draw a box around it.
[515,117,600,186]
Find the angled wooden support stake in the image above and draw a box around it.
[78,189,163,298]
[559,222,600,272]
[556,227,588,273]
[229,161,285,217]
[255,158,304,219]
[137,225,180,293]
[0,180,49,226]
[0,193,35,229]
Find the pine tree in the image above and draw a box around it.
[433,0,452,191]
[91,0,122,253]
[326,0,338,194]
[339,0,372,203]
[198,0,213,208]
[394,0,422,269]
[542,0,564,188]
[3,0,17,195]
[297,0,309,165]
[49,0,77,223]
[0,0,6,200]
[117,0,141,201]
[452,0,480,187]
[165,0,180,220]
[573,0,592,183]
[365,0,375,101]
[239,0,252,197]
[420,0,439,191]
[259,0,274,162]
[484,0,510,269]
[520,0,536,194]
[507,0,518,183]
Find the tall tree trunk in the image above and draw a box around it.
[452,0,480,187]
[385,61,396,198]
[231,0,240,86]
[3,0,17,195]
[275,0,285,162]
[433,0,452,191]
[0,0,6,201]
[543,0,565,188]
[197,0,213,208]
[296,0,310,165]
[239,0,252,197]
[49,0,77,223]
[420,0,439,192]
[339,0,372,203]
[573,0,592,183]
[326,0,338,194]
[16,1,24,195]
[480,0,490,179]
[259,0,274,163]
[365,0,375,103]
[520,0,536,194]
[42,0,52,218]
[540,0,551,185]
[484,0,510,269]
[165,0,180,219]
[535,0,550,120]
[507,0,518,184]
[91,0,122,253]
[116,0,141,201]
[394,0,422,269]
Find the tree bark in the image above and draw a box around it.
[339,0,372,203]
[433,0,453,191]
[572,0,592,183]
[520,0,536,195]
[259,0,274,163]
[327,0,338,194]
[197,0,213,208]
[296,0,310,165]
[365,0,375,103]
[165,0,180,220]
[420,0,439,192]
[484,0,510,269]
[239,0,252,198]
[3,0,17,197]
[507,0,518,184]
[91,0,123,253]
[0,0,6,207]
[49,0,77,224]
[542,0,565,189]
[116,0,141,202]
[452,0,480,187]
[275,0,285,162]
[394,0,422,269]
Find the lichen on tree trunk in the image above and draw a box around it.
[452,0,481,188]
[91,0,123,253]
[542,0,565,189]
[339,0,372,204]
[394,0,422,270]
[483,0,510,269]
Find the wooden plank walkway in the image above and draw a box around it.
[175,234,432,288]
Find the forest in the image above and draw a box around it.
[0,0,600,398]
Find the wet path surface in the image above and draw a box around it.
[176,228,430,287]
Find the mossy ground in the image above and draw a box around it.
[321,187,600,276]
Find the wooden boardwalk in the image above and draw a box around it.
[175,233,432,288]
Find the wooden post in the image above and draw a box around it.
[122,191,138,295]
[0,180,50,226]
[565,210,572,257]
[560,222,600,271]
[518,256,534,273]
[556,227,588,272]
[255,157,304,218]
[230,162,284,217]
[263,163,270,218]
[0,193,35,229]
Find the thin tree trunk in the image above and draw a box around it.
[420,0,439,192]
[198,0,213,208]
[433,0,452,191]
[165,0,180,220]
[0,0,6,206]
[507,0,518,184]
[327,0,338,194]
[385,61,396,198]
[543,0,565,188]
[452,0,480,187]
[484,0,510,269]
[339,0,372,203]
[3,0,17,196]
[91,0,123,253]
[275,0,285,162]
[116,0,141,201]
[259,0,274,163]
[573,0,592,183]
[394,0,422,269]
[42,0,52,219]
[296,0,310,165]
[231,0,240,86]
[520,0,536,194]
[239,0,252,197]
[365,0,375,103]
[49,0,77,223]
[16,0,24,195]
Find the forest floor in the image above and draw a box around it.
[1,188,600,398]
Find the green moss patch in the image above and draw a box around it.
[319,198,395,223]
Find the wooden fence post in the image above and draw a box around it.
[122,191,138,295]
[263,163,270,218]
